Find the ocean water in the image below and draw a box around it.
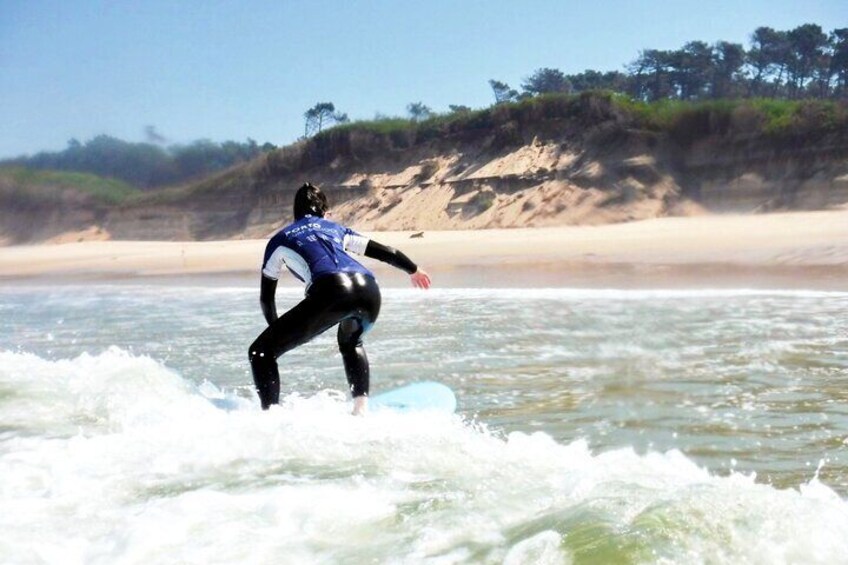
[2,282,848,564]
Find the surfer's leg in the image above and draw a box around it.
[248,295,339,409]
[338,318,369,398]
[337,275,382,400]
[248,341,280,410]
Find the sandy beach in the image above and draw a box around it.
[2,209,847,289]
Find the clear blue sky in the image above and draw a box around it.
[1,0,845,158]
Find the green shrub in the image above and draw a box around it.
[609,96,847,142]
[748,99,803,133]
[0,166,138,205]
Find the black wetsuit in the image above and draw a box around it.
[248,216,417,409]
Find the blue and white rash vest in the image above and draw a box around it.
[261,215,373,286]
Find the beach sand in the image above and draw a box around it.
[2,210,847,289]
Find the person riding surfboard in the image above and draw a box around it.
[248,182,431,415]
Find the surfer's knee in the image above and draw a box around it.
[337,319,364,351]
[248,339,268,364]
[337,336,363,354]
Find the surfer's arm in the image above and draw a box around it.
[364,240,431,289]
[364,240,417,273]
[259,275,278,325]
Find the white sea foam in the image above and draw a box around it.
[2,348,848,564]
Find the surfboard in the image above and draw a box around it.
[369,381,457,414]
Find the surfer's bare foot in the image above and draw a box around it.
[352,396,368,416]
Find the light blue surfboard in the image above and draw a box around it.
[369,381,457,414]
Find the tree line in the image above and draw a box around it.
[304,23,845,140]
[3,135,276,189]
[488,24,847,103]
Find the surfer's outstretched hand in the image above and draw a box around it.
[410,269,431,289]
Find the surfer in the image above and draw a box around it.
[248,182,431,414]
